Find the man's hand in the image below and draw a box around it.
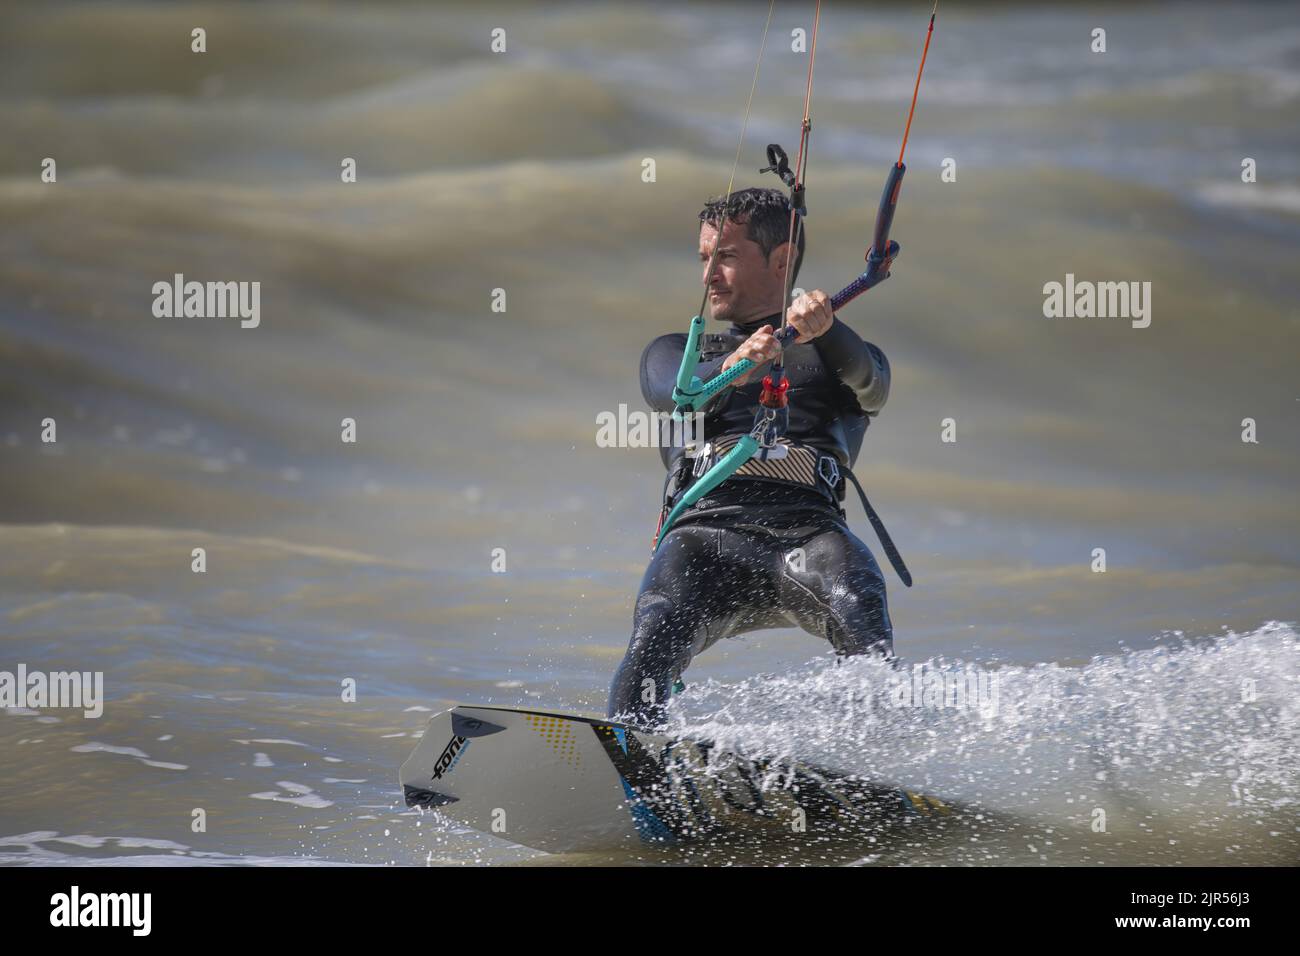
[718,292,834,387]
[721,324,781,386]
[787,290,834,344]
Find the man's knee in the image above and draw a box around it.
[830,576,893,656]
[606,661,677,729]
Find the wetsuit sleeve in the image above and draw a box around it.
[812,316,891,414]
[639,333,729,413]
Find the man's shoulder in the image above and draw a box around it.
[646,331,688,348]
[644,329,745,354]
[641,331,688,363]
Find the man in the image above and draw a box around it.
[607,187,899,730]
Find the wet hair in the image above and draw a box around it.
[698,187,805,283]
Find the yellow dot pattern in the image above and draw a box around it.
[524,714,581,767]
[903,790,951,816]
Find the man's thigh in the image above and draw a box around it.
[774,518,894,655]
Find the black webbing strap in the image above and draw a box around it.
[842,467,913,587]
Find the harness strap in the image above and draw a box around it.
[842,467,912,587]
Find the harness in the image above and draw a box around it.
[653,429,912,587]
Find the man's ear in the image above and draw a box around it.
[769,241,793,276]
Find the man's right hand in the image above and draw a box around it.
[720,324,782,386]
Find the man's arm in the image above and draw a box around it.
[639,333,730,413]
[812,316,891,414]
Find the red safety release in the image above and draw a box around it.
[759,375,789,409]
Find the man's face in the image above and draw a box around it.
[698,218,790,326]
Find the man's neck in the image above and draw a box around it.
[727,310,783,335]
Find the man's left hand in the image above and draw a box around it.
[786,290,834,344]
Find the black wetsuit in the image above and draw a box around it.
[606,311,897,729]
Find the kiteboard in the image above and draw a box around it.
[399,704,950,854]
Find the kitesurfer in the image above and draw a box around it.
[607,187,898,730]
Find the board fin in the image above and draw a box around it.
[403,784,459,808]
